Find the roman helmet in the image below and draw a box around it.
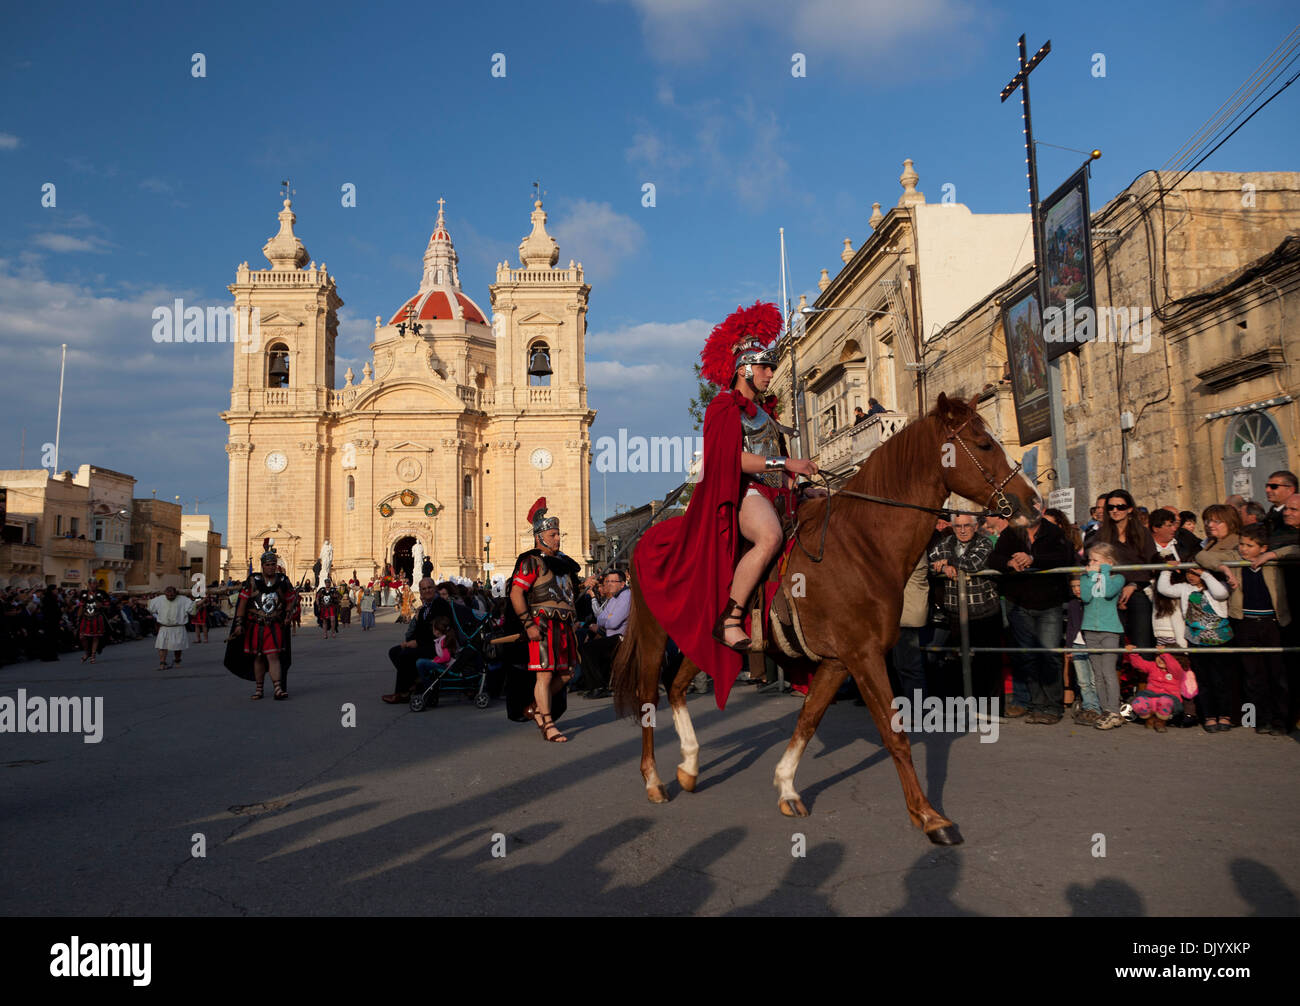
[260,537,279,566]
[699,301,783,387]
[527,497,559,537]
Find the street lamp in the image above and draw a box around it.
[483,535,492,578]
[610,535,620,568]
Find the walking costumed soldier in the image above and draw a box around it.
[505,497,580,742]
[225,538,294,699]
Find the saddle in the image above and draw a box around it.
[734,520,820,662]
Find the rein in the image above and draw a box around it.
[793,416,1024,564]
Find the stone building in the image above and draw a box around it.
[0,470,92,588]
[180,515,223,586]
[127,499,183,592]
[74,464,135,592]
[774,159,1033,470]
[922,170,1300,511]
[222,197,594,585]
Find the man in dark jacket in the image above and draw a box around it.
[382,577,440,703]
[988,512,1074,723]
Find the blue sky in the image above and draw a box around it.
[1,0,1296,539]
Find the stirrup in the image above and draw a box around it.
[712,599,751,652]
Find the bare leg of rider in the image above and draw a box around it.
[722,495,784,648]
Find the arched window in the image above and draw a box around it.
[1222,411,1288,501]
[527,341,552,387]
[463,474,473,511]
[267,343,290,388]
[346,475,355,511]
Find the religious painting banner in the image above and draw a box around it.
[1039,165,1097,361]
[1001,280,1052,445]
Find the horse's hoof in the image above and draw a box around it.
[676,768,697,793]
[926,824,964,846]
[778,798,808,818]
[647,785,670,804]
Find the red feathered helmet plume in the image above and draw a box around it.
[699,300,783,388]
[527,496,559,536]
[260,537,278,564]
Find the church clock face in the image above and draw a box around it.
[265,451,288,473]
[530,448,553,471]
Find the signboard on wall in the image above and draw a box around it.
[1000,280,1051,445]
[1039,165,1096,361]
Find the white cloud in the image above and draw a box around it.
[548,200,645,282]
[626,96,791,210]
[31,233,110,253]
[588,319,711,363]
[139,177,175,194]
[615,0,977,72]
[0,132,19,150]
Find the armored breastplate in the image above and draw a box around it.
[527,563,576,620]
[252,574,285,622]
[741,408,784,487]
[82,595,98,616]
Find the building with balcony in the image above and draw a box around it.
[74,463,135,591]
[775,159,1033,472]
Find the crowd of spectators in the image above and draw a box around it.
[904,469,1300,735]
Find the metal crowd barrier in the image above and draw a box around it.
[921,559,1299,696]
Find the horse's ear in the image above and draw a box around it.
[936,392,952,419]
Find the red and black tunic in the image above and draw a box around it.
[76,590,109,637]
[511,550,581,673]
[239,572,293,655]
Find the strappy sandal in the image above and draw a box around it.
[273,682,288,701]
[711,599,751,652]
[251,683,264,700]
[535,713,567,742]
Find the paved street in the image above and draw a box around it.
[2,615,1297,916]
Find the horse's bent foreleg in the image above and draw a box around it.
[668,658,701,792]
[847,648,963,845]
[774,660,846,817]
[639,649,669,804]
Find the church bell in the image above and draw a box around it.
[268,353,290,384]
[527,348,553,379]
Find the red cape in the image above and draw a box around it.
[635,389,771,709]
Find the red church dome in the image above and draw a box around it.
[389,289,487,327]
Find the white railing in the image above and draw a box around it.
[528,387,551,404]
[265,388,291,406]
[498,267,583,284]
[813,411,907,468]
[328,388,357,410]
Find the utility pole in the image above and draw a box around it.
[1001,33,1070,491]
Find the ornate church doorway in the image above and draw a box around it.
[392,536,415,583]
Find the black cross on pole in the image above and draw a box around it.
[1000,32,1073,497]
[1001,33,1051,310]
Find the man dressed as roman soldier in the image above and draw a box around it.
[75,580,111,664]
[316,578,339,639]
[508,497,581,743]
[226,538,294,700]
[634,301,820,709]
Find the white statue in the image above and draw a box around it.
[319,539,333,585]
[411,541,425,582]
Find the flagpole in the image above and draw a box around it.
[779,229,801,457]
[53,343,67,473]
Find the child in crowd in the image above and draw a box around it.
[1126,646,1197,732]
[431,615,458,669]
[1080,543,1128,730]
[1157,564,1232,732]
[1236,527,1292,736]
[1066,575,1103,724]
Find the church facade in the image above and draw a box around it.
[221,197,594,584]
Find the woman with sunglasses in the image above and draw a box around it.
[1085,489,1159,650]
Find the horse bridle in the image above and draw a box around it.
[793,414,1024,563]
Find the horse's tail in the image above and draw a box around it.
[612,576,666,721]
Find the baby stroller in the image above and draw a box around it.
[410,605,493,711]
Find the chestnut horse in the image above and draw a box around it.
[611,394,1040,845]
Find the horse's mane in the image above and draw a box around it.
[844,395,983,505]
